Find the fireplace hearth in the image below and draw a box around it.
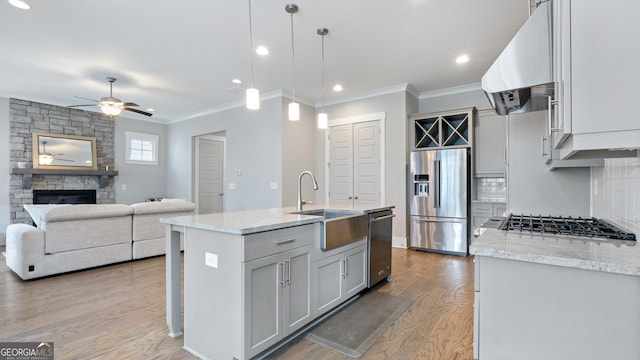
[33,190,97,205]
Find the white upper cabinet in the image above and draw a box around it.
[474,109,505,176]
[552,0,640,159]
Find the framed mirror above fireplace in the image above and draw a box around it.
[32,132,97,170]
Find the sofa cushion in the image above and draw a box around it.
[23,204,72,228]
[130,199,195,215]
[44,216,132,254]
[41,204,133,222]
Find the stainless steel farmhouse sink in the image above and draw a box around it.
[289,209,368,250]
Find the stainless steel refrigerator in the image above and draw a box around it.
[409,148,469,255]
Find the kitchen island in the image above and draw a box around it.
[470,229,640,360]
[161,205,393,360]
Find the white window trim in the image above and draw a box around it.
[125,131,159,165]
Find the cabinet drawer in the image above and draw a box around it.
[471,204,493,213]
[243,224,314,262]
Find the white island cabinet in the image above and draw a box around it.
[161,205,395,360]
[471,229,640,360]
[313,239,367,316]
[184,224,315,360]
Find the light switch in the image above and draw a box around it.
[228,182,236,189]
[205,252,218,268]
[270,182,278,190]
[121,184,127,190]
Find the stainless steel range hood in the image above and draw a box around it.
[482,1,553,115]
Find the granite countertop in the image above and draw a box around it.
[160,204,395,235]
[470,228,640,276]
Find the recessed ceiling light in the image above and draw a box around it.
[8,0,30,9]
[146,108,155,112]
[456,55,469,64]
[333,84,343,92]
[256,46,269,56]
[232,79,242,84]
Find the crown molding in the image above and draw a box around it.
[418,83,482,99]
[169,89,285,124]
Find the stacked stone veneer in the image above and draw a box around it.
[9,98,116,224]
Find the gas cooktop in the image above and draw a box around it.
[500,214,636,241]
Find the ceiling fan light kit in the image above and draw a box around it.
[68,77,152,118]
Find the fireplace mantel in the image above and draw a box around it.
[10,168,119,189]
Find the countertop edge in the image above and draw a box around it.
[470,229,640,276]
[470,245,640,276]
[160,205,395,235]
[160,216,322,235]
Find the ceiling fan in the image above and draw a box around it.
[38,140,73,165]
[68,77,153,117]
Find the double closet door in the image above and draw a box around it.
[328,120,381,207]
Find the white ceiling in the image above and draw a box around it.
[0,0,528,123]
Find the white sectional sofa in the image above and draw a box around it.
[5,199,195,280]
[131,200,195,259]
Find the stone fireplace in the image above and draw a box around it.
[9,98,116,224]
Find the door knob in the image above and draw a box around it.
[354,196,358,200]
[348,196,352,200]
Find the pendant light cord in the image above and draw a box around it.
[248,0,255,88]
[320,30,326,113]
[290,10,296,102]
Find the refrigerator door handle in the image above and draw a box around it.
[434,159,441,208]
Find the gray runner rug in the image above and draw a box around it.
[305,291,412,358]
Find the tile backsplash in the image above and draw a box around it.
[475,177,507,202]
[591,157,640,236]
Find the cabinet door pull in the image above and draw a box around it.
[345,257,349,277]
[548,96,560,136]
[342,259,347,279]
[284,258,291,285]
[540,136,548,157]
[275,238,296,245]
[279,261,286,287]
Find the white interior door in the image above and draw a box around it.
[353,121,380,206]
[197,137,224,214]
[328,119,381,207]
[328,124,353,205]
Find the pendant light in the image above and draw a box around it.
[317,28,329,129]
[246,0,260,110]
[286,4,300,121]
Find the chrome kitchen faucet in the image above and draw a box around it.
[296,170,318,211]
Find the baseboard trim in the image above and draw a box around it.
[392,236,407,249]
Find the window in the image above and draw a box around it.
[125,132,158,165]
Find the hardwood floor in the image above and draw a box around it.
[0,248,474,359]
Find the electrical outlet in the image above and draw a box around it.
[205,252,218,268]
[121,184,127,190]
[270,182,278,190]
[228,182,236,190]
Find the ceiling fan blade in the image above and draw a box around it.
[122,102,139,107]
[123,107,153,117]
[55,158,74,162]
[74,96,99,102]
[68,104,97,108]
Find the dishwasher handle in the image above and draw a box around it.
[371,214,395,222]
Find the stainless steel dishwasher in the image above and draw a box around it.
[368,209,394,287]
